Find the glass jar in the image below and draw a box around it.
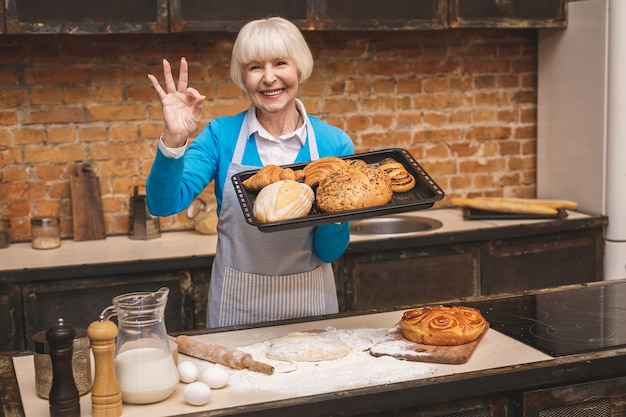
[31,217,61,250]
[33,328,92,399]
[0,218,9,249]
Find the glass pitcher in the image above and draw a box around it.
[101,287,179,404]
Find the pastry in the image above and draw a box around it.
[242,165,304,191]
[265,331,352,363]
[253,180,314,223]
[303,157,347,187]
[315,163,393,212]
[378,158,416,193]
[400,305,488,346]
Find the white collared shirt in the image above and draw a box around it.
[159,99,307,165]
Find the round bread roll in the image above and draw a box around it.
[315,164,393,213]
[400,305,488,346]
[253,180,314,223]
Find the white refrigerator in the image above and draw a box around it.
[537,0,626,280]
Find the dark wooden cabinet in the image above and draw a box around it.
[21,270,192,350]
[449,0,567,28]
[481,231,603,295]
[0,285,23,352]
[337,244,478,312]
[523,375,626,416]
[335,221,604,313]
[0,264,212,352]
[313,0,447,31]
[170,0,308,32]
[5,0,168,34]
[3,0,565,34]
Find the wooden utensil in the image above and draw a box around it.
[70,163,106,241]
[175,335,274,375]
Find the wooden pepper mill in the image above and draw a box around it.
[87,317,123,417]
[46,318,80,417]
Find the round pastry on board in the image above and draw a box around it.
[265,330,352,362]
[400,305,488,346]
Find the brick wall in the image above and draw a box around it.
[0,29,537,242]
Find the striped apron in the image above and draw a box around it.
[207,109,338,328]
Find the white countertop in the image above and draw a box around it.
[0,208,593,273]
[12,310,553,417]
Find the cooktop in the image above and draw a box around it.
[464,281,626,357]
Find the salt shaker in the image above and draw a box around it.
[46,318,80,417]
[88,317,123,417]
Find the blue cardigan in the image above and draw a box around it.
[146,111,355,263]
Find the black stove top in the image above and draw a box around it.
[464,281,626,357]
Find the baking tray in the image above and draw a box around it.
[462,207,568,220]
[232,148,445,232]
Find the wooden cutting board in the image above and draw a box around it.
[70,163,106,241]
[369,323,489,364]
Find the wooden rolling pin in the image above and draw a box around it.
[174,335,274,375]
[451,197,578,215]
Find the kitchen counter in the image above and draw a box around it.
[0,207,606,280]
[4,280,626,417]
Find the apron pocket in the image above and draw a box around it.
[219,266,326,327]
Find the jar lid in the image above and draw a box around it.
[32,328,89,354]
[31,217,59,227]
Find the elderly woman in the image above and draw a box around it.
[146,17,354,328]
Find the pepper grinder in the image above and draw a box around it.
[87,316,122,417]
[45,318,80,417]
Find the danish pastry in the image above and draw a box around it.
[400,305,488,346]
[378,158,416,193]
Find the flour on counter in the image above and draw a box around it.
[227,327,435,397]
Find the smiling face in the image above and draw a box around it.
[244,57,300,117]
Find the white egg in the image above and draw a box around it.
[177,361,199,383]
[201,366,230,389]
[183,382,211,406]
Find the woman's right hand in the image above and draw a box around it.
[148,57,206,148]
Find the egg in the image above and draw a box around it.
[201,366,230,389]
[177,360,199,383]
[183,382,211,406]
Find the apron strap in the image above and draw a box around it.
[233,106,319,165]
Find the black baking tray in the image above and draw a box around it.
[462,207,568,220]
[232,148,445,232]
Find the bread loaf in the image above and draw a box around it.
[253,180,314,223]
[315,164,393,212]
[400,305,488,346]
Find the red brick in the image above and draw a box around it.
[47,127,77,144]
[0,89,28,107]
[0,110,17,125]
[0,148,23,165]
[24,68,86,85]
[15,128,45,145]
[31,87,62,105]
[87,105,146,122]
[24,107,84,124]
[24,144,87,164]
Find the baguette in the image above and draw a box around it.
[451,197,560,215]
